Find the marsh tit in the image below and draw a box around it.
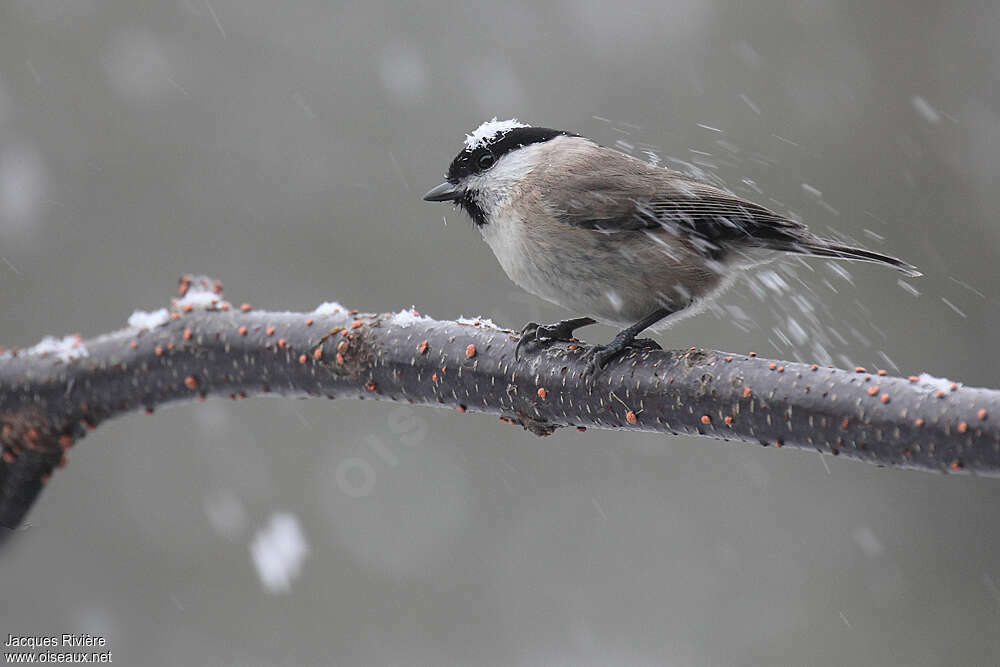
[423,119,920,373]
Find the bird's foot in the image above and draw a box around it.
[583,337,662,376]
[630,338,663,351]
[515,317,596,360]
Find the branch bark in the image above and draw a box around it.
[2,275,998,530]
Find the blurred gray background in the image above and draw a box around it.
[2,1,1000,665]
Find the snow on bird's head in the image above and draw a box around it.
[464,117,530,150]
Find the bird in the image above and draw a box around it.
[423,118,920,374]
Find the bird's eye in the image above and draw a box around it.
[477,152,495,169]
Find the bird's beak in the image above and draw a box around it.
[422,182,463,202]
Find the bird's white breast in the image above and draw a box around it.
[471,141,566,304]
[479,208,535,289]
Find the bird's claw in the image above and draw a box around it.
[582,346,614,376]
[514,322,542,360]
[582,338,662,377]
[514,318,595,360]
[630,338,662,352]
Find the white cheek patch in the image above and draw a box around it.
[464,142,547,217]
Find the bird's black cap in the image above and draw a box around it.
[445,125,576,183]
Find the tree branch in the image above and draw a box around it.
[2,275,998,530]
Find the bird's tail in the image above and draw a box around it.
[773,239,921,277]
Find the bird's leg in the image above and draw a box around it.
[515,317,597,359]
[584,307,672,375]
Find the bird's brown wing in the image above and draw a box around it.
[542,165,810,254]
[537,153,919,275]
